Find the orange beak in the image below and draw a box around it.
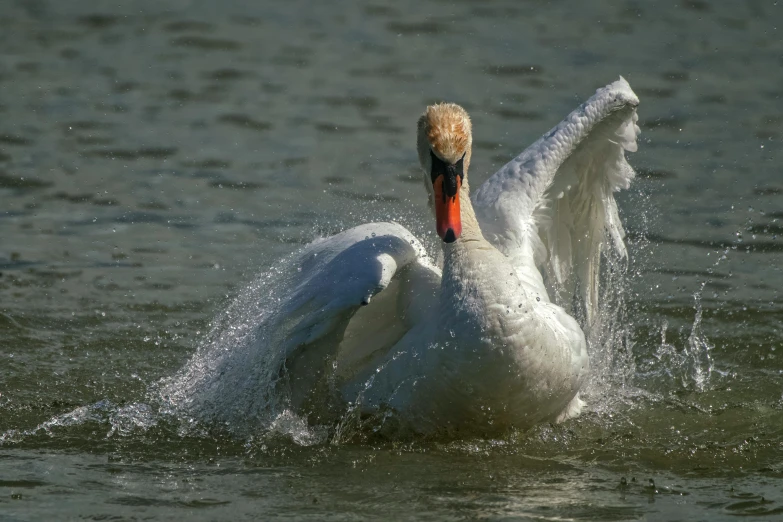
[433,174,461,243]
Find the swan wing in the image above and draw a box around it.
[472,77,640,323]
[276,222,440,411]
[161,222,439,431]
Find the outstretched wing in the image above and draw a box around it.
[160,222,440,433]
[472,77,640,324]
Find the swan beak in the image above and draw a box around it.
[433,174,462,243]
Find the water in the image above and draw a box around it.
[1,0,782,519]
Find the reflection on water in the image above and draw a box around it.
[1,0,782,519]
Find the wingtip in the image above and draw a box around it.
[612,76,639,106]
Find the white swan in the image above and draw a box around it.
[164,78,640,437]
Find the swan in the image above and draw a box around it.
[163,78,640,437]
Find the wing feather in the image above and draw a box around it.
[280,223,438,409]
[473,77,640,324]
[160,222,439,433]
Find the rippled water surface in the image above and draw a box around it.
[2,0,782,519]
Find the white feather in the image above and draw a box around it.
[473,77,640,324]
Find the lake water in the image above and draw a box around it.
[1,0,782,519]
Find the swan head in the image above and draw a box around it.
[416,103,473,243]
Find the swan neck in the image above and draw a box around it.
[452,182,483,243]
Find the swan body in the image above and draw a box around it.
[165,78,640,437]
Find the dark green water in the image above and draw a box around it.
[1,0,782,519]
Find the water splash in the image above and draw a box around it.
[154,254,301,438]
[584,246,636,393]
[652,293,714,393]
[679,246,731,391]
[0,400,158,445]
[685,284,714,391]
[648,245,725,393]
[263,409,329,446]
